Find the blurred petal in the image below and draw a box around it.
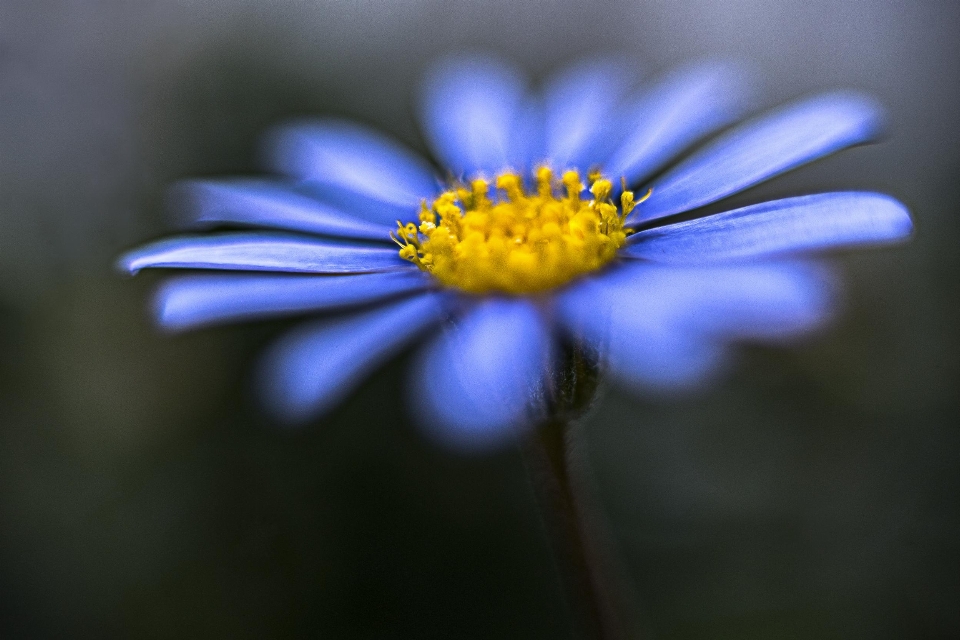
[267,118,438,207]
[117,233,407,274]
[260,293,447,423]
[543,56,635,169]
[559,274,727,392]
[558,261,834,391]
[604,61,750,188]
[634,92,885,223]
[625,192,912,262]
[420,54,536,176]
[412,299,552,451]
[295,181,419,228]
[169,179,393,241]
[511,98,546,174]
[608,329,728,393]
[154,270,433,331]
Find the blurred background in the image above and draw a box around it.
[1,1,958,637]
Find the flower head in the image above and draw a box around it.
[118,55,912,450]
[394,167,643,294]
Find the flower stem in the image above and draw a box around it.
[523,343,626,639]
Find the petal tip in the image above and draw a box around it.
[151,285,193,334]
[165,179,217,228]
[264,117,354,178]
[421,51,521,89]
[875,193,914,241]
[115,250,142,276]
[792,90,887,145]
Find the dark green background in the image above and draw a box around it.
[1,1,958,637]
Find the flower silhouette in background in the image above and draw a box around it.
[119,55,912,450]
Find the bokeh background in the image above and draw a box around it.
[2,1,959,637]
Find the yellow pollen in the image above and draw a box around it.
[393,168,647,294]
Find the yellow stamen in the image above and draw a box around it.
[396,168,641,295]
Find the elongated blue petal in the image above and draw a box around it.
[117,233,407,274]
[420,55,535,176]
[154,270,433,331]
[412,299,552,450]
[614,261,833,338]
[606,329,728,393]
[511,98,545,175]
[558,261,833,391]
[543,56,635,169]
[267,118,438,207]
[295,181,420,228]
[604,61,750,188]
[259,293,447,423]
[625,192,912,262]
[169,179,393,241]
[633,92,884,223]
[559,274,727,391]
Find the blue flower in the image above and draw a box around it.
[118,55,912,450]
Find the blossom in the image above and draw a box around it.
[118,55,912,450]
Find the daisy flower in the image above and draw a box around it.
[118,55,912,450]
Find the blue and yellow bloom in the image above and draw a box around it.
[119,55,912,449]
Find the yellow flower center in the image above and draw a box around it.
[393,167,646,295]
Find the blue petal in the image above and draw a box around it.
[294,182,419,228]
[169,179,394,241]
[153,270,434,332]
[420,54,536,176]
[259,293,447,423]
[604,61,751,188]
[542,56,635,170]
[633,92,885,223]
[511,98,546,175]
[411,298,552,451]
[558,261,834,392]
[604,328,728,394]
[560,274,728,392]
[117,233,408,274]
[267,118,438,207]
[625,192,912,262]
